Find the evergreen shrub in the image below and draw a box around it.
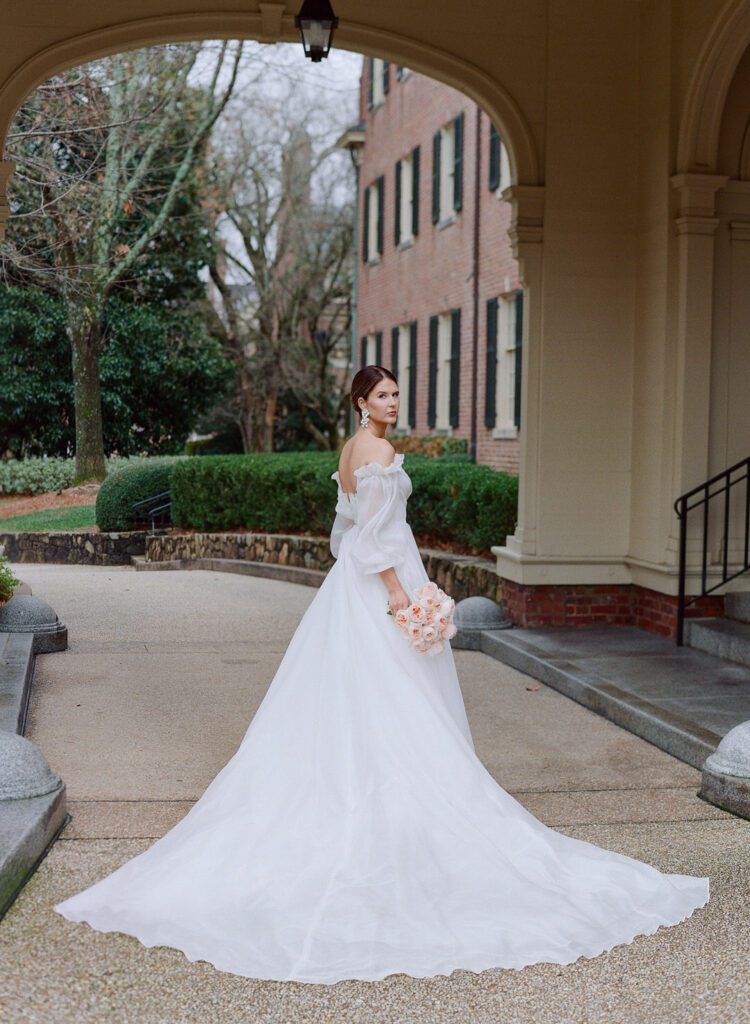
[169,452,518,552]
[95,458,186,531]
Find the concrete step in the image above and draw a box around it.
[725,591,750,624]
[685,615,750,668]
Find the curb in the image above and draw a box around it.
[0,601,69,921]
[133,555,327,588]
[477,629,721,771]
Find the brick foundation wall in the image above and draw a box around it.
[500,580,725,640]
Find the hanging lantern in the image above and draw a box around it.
[295,0,339,62]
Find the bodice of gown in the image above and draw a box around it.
[329,453,413,574]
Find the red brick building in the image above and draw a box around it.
[346,58,522,474]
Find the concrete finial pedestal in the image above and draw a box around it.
[0,595,67,653]
[0,731,63,800]
[0,732,67,918]
[699,721,750,821]
[451,596,512,650]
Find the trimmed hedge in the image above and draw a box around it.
[0,455,176,497]
[95,457,187,531]
[168,452,518,553]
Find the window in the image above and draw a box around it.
[485,290,523,432]
[367,57,390,109]
[432,113,464,225]
[395,145,420,245]
[362,175,384,263]
[395,65,412,81]
[391,322,416,430]
[428,309,461,429]
[360,330,383,370]
[488,122,511,193]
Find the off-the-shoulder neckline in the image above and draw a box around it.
[331,452,405,495]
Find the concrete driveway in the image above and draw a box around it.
[1,563,746,1024]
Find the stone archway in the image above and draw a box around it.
[0,7,542,241]
[677,0,750,174]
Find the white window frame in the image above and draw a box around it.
[494,139,512,196]
[438,122,456,223]
[366,184,379,262]
[436,312,452,429]
[364,332,378,366]
[493,293,519,434]
[372,58,385,107]
[396,324,411,430]
[398,152,414,245]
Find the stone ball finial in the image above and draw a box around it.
[0,731,63,800]
[0,595,67,653]
[704,721,750,779]
[452,595,512,650]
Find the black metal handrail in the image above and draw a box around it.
[131,490,172,534]
[674,454,750,645]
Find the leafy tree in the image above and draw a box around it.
[0,286,233,458]
[1,42,242,481]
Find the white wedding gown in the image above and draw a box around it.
[53,453,710,983]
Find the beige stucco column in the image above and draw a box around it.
[669,174,728,500]
[502,184,545,558]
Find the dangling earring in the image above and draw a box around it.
[360,407,370,429]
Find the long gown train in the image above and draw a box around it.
[53,453,709,983]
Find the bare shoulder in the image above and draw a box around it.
[354,437,396,471]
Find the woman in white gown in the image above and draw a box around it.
[53,365,709,984]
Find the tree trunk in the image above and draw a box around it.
[68,302,106,484]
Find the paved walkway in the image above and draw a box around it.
[1,563,747,1024]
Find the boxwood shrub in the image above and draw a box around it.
[168,452,518,553]
[95,457,187,531]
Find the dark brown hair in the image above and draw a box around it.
[350,365,398,420]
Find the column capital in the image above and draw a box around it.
[670,172,729,217]
[501,184,545,254]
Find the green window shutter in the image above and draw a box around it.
[383,61,390,95]
[514,290,523,429]
[395,159,402,245]
[428,315,438,427]
[361,335,367,370]
[362,185,370,264]
[391,325,399,376]
[411,145,420,237]
[453,112,464,212]
[449,308,461,427]
[376,175,384,255]
[396,64,404,81]
[431,130,441,224]
[375,330,383,365]
[409,321,417,428]
[488,122,500,191]
[484,297,498,428]
[367,58,374,110]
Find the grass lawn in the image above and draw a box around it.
[0,505,97,532]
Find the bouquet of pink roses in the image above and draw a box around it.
[387,580,458,655]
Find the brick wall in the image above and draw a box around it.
[500,580,725,640]
[356,64,521,474]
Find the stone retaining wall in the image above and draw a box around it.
[0,531,149,565]
[145,532,502,605]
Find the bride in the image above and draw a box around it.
[53,364,710,984]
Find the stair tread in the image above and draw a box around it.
[689,616,750,638]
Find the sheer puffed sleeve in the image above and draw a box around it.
[348,465,408,575]
[329,474,356,560]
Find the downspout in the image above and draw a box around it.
[350,161,361,437]
[469,102,482,465]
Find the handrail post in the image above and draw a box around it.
[677,495,687,646]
